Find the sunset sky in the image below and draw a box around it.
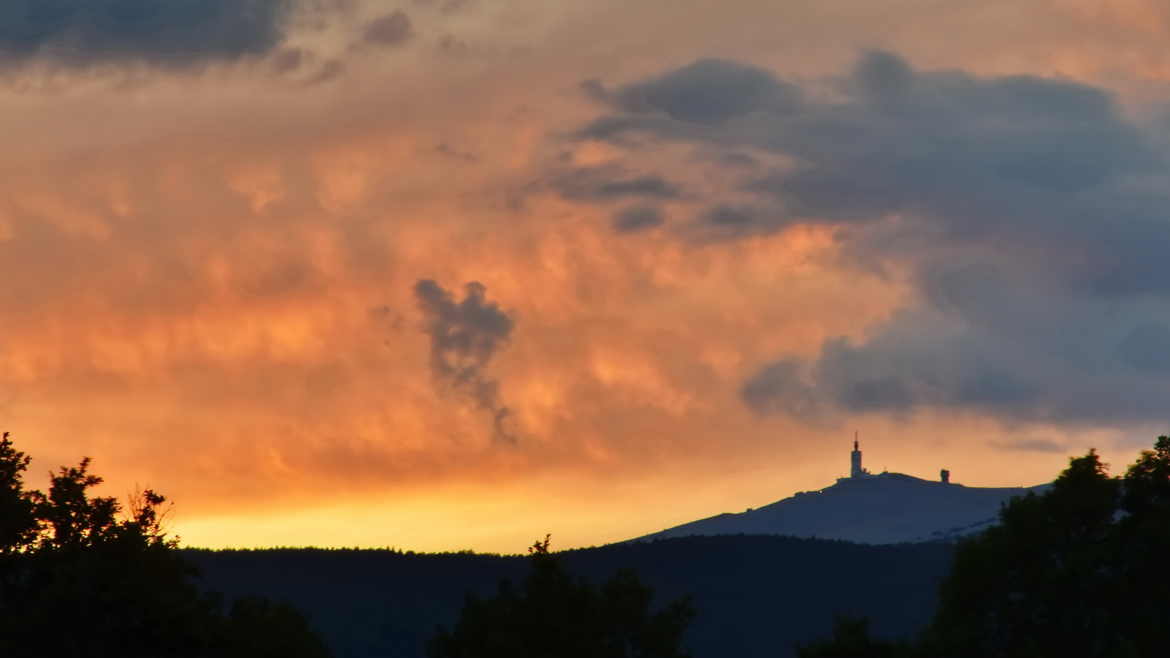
[3,0,1170,553]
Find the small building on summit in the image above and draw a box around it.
[850,440,870,479]
[636,435,1042,545]
[841,439,953,484]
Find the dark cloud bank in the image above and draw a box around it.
[414,280,516,442]
[0,0,291,65]
[586,52,1170,429]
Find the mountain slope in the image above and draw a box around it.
[637,472,1045,544]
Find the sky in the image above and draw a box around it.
[3,0,1170,553]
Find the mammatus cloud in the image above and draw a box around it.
[0,0,292,65]
[585,51,1170,426]
[414,280,516,442]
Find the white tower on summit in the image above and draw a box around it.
[850,439,863,478]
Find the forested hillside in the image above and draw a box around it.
[188,536,952,658]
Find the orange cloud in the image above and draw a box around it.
[0,0,1158,552]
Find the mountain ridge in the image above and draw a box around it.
[634,470,1047,545]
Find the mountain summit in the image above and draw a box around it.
[635,441,1045,545]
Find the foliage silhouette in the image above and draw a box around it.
[923,437,1170,657]
[0,432,331,658]
[529,533,552,555]
[222,596,333,658]
[0,433,37,555]
[794,436,1170,658]
[428,536,695,658]
[796,616,908,658]
[1114,435,1170,654]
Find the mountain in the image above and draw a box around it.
[636,471,1045,545]
[188,535,952,658]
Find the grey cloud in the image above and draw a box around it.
[690,204,796,241]
[361,11,413,47]
[268,47,341,86]
[739,360,822,419]
[839,376,914,413]
[612,206,664,233]
[302,58,344,86]
[612,58,802,124]
[743,290,1170,423]
[586,52,1170,426]
[594,51,1157,255]
[577,114,704,143]
[704,205,757,226]
[414,280,516,442]
[435,143,477,162]
[269,47,307,74]
[0,0,290,65]
[851,50,914,105]
[1116,323,1170,374]
[436,34,470,56]
[718,152,760,168]
[555,169,682,202]
[954,369,1041,408]
[754,70,1152,243]
[596,176,680,199]
[812,337,922,414]
[580,78,610,104]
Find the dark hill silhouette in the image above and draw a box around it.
[636,472,1046,544]
[187,535,952,658]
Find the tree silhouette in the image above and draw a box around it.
[0,432,37,555]
[428,536,695,658]
[796,615,907,658]
[1114,435,1170,655]
[0,432,39,618]
[797,436,1170,658]
[924,439,1170,657]
[221,596,333,658]
[0,432,332,658]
